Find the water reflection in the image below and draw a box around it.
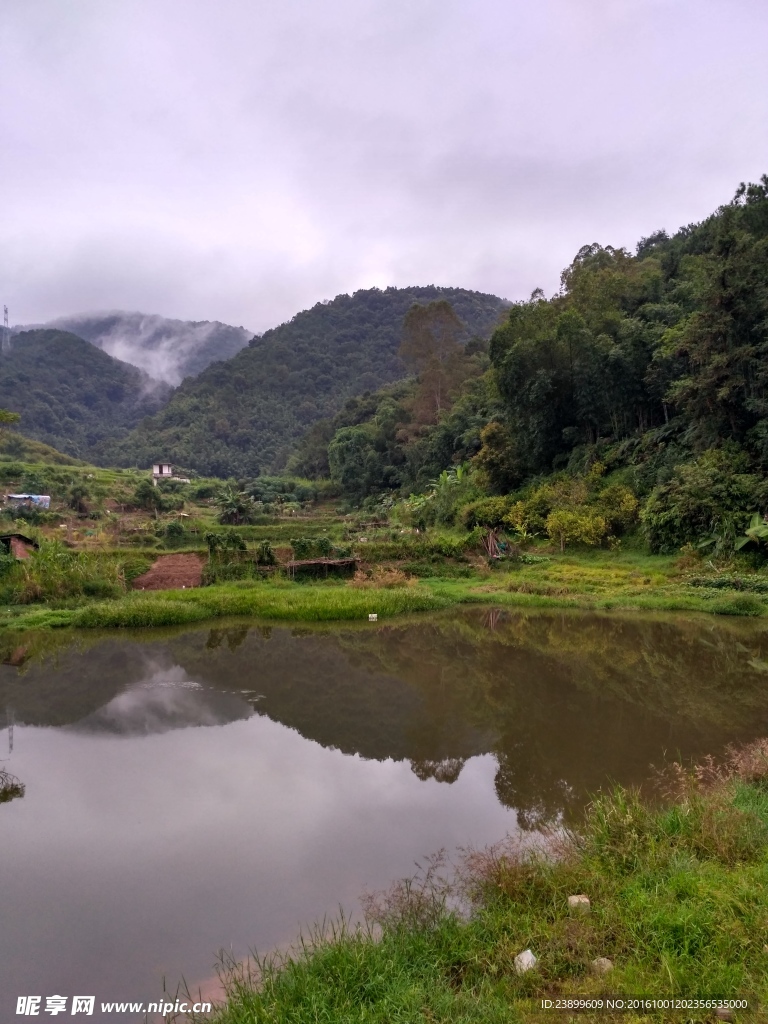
[1,608,768,1020]
[3,609,768,826]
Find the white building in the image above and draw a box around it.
[152,462,174,485]
[151,463,192,486]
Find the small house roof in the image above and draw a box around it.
[0,533,39,548]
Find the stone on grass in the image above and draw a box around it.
[591,957,613,975]
[715,1009,734,1022]
[567,894,590,913]
[514,949,537,974]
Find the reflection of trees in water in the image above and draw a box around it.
[333,610,768,828]
[0,767,24,804]
[162,610,768,829]
[410,757,466,784]
[482,608,502,631]
[494,754,572,831]
[205,627,249,652]
[5,609,768,829]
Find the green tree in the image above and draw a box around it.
[68,482,91,514]
[133,478,165,515]
[399,301,467,423]
[0,408,21,444]
[214,485,257,525]
[666,199,768,449]
[0,408,20,427]
[327,426,384,500]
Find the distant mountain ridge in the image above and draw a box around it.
[0,329,172,461]
[103,285,509,477]
[15,311,252,385]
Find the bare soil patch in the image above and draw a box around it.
[131,554,204,591]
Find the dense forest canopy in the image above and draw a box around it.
[6,175,767,561]
[103,286,508,477]
[0,330,171,461]
[292,176,768,553]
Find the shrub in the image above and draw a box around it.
[205,531,247,558]
[502,476,600,536]
[290,536,339,560]
[3,542,126,603]
[687,574,768,594]
[191,482,218,500]
[316,535,333,557]
[0,461,24,482]
[121,556,153,583]
[545,509,608,551]
[132,478,183,514]
[460,496,511,529]
[594,482,638,533]
[349,567,416,589]
[290,537,314,560]
[641,448,767,553]
[256,540,276,566]
[710,594,765,616]
[163,520,185,542]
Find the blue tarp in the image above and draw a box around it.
[6,494,51,509]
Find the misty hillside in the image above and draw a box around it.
[0,330,172,461]
[28,312,252,385]
[104,286,508,477]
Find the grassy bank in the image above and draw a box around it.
[0,578,452,631]
[2,548,768,632]
[423,551,768,617]
[196,746,768,1024]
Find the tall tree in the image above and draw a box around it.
[399,301,467,423]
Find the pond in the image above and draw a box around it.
[2,607,768,1020]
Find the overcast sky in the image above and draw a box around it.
[2,0,767,333]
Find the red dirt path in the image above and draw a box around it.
[131,554,204,591]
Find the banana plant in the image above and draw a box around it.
[696,514,741,557]
[735,512,768,550]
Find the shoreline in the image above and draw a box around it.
[193,748,768,1023]
[1,576,766,634]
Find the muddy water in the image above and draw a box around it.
[2,608,768,1021]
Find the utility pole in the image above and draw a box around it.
[2,305,9,353]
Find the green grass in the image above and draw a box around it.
[198,761,768,1024]
[0,579,451,630]
[419,551,768,618]
[1,564,766,633]
[2,542,767,633]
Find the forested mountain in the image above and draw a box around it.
[299,176,768,553]
[22,312,251,385]
[0,330,172,461]
[104,286,508,477]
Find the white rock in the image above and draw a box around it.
[514,949,537,974]
[368,613,378,622]
[591,957,613,975]
[568,894,591,913]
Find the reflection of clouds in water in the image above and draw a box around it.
[68,663,254,737]
[2,715,516,1011]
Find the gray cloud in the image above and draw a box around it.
[1,0,767,332]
